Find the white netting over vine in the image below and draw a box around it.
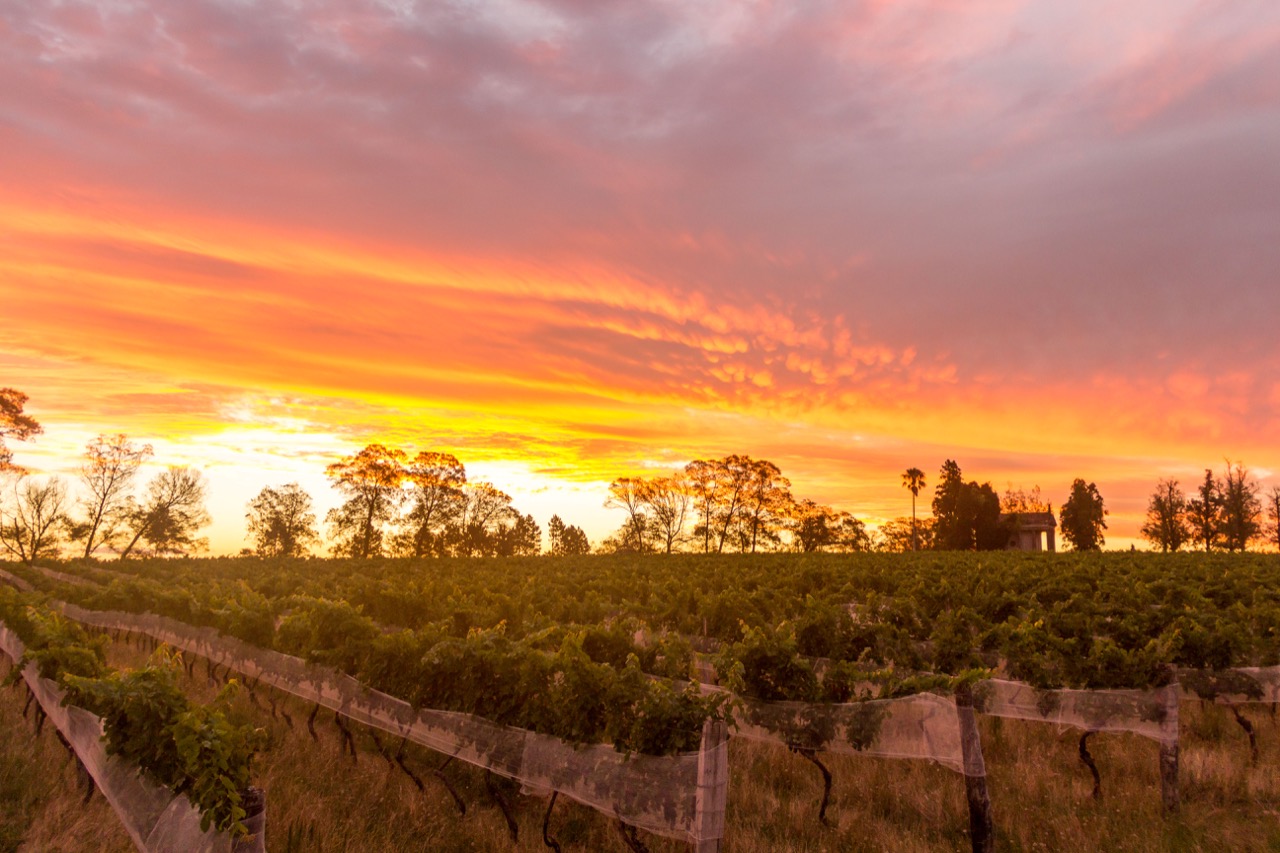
[0,624,262,853]
[1179,667,1280,705]
[728,691,978,775]
[0,567,34,592]
[54,603,724,845]
[974,679,1179,746]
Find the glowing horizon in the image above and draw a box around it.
[2,0,1278,554]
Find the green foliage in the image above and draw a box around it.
[63,651,263,835]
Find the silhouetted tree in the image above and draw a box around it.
[547,515,591,556]
[1140,478,1190,553]
[876,516,937,552]
[605,477,650,553]
[1059,478,1107,551]
[494,513,541,557]
[639,475,691,554]
[325,444,407,558]
[246,483,319,558]
[1219,461,1262,552]
[0,388,41,473]
[117,467,210,558]
[902,467,926,551]
[684,459,721,553]
[446,481,518,557]
[1001,485,1048,512]
[1266,487,1280,552]
[76,434,153,559]
[0,476,68,563]
[1187,469,1223,552]
[735,459,792,553]
[932,460,1004,550]
[395,451,466,557]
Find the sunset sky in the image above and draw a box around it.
[3,0,1279,553]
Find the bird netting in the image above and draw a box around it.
[0,624,265,853]
[726,691,979,775]
[973,678,1179,745]
[53,602,725,845]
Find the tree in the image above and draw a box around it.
[1266,487,1280,551]
[1219,461,1262,552]
[445,481,518,557]
[547,515,591,556]
[735,459,792,553]
[1187,469,1223,552]
[931,461,1005,550]
[684,459,722,553]
[246,483,319,558]
[494,513,541,557]
[1059,478,1107,551]
[1001,485,1049,513]
[76,434,153,559]
[787,500,870,552]
[876,517,936,552]
[0,388,41,473]
[325,444,407,559]
[117,467,211,558]
[394,451,466,558]
[605,477,651,554]
[0,476,69,563]
[709,455,755,553]
[1140,478,1190,553]
[638,475,691,554]
[902,467,926,552]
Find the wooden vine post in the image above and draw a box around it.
[1159,681,1180,813]
[693,719,729,853]
[954,683,994,853]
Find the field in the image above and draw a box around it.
[3,552,1280,851]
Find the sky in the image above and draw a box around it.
[2,0,1279,553]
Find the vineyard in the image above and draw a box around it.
[3,551,1280,851]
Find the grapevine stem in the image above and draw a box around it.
[1079,732,1101,800]
[541,791,562,852]
[1231,707,1258,765]
[794,748,833,826]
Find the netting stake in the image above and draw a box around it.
[955,683,994,853]
[1078,732,1101,800]
[307,704,320,743]
[541,791,562,852]
[794,748,833,826]
[693,719,728,853]
[485,770,519,844]
[1159,682,1180,814]
[1230,707,1258,765]
[22,684,33,718]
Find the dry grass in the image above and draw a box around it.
[0,660,133,853]
[5,638,1280,851]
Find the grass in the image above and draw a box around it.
[4,636,1280,851]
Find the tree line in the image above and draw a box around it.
[600,455,869,555]
[4,385,1280,559]
[1140,463,1279,553]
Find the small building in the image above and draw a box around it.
[1001,511,1056,552]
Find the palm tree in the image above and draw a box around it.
[902,467,926,551]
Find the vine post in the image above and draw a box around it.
[1159,682,1180,813]
[954,683,994,853]
[693,719,729,853]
